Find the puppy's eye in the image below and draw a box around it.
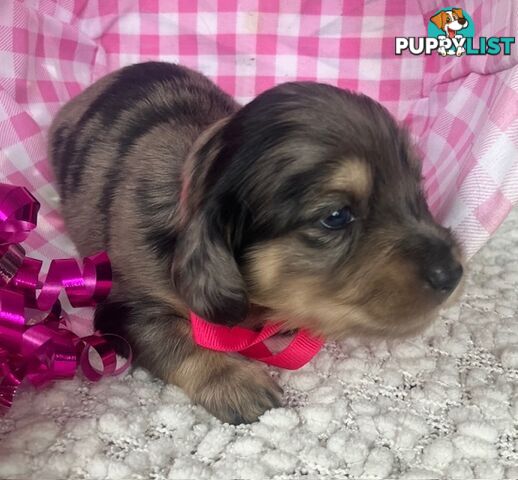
[320,207,355,230]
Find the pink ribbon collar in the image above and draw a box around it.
[190,312,324,370]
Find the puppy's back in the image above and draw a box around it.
[48,62,237,260]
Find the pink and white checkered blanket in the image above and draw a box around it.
[1,0,517,264]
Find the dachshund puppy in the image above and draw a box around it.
[48,62,463,424]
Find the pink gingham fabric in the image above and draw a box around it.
[1,0,517,262]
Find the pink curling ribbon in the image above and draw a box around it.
[190,312,325,370]
[0,183,130,413]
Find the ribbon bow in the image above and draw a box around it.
[190,312,324,370]
[0,183,129,413]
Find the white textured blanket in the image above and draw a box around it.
[1,209,517,480]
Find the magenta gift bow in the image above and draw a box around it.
[0,183,130,413]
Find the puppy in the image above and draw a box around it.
[48,62,463,424]
[430,8,469,56]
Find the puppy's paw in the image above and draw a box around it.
[194,361,283,424]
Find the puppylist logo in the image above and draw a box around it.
[396,7,515,56]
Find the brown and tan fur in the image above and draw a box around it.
[48,62,463,424]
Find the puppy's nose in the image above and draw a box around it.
[424,261,463,293]
[458,17,467,25]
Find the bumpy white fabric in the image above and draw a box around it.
[1,209,518,480]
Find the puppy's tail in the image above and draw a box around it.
[94,301,133,357]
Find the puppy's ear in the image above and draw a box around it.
[430,11,447,30]
[172,118,249,325]
[452,8,464,19]
[172,214,249,325]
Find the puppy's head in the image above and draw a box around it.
[430,9,468,34]
[173,82,463,338]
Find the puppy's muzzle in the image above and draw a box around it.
[423,258,463,294]
[419,238,463,296]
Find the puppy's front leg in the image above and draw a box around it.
[174,340,283,424]
[95,299,282,424]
